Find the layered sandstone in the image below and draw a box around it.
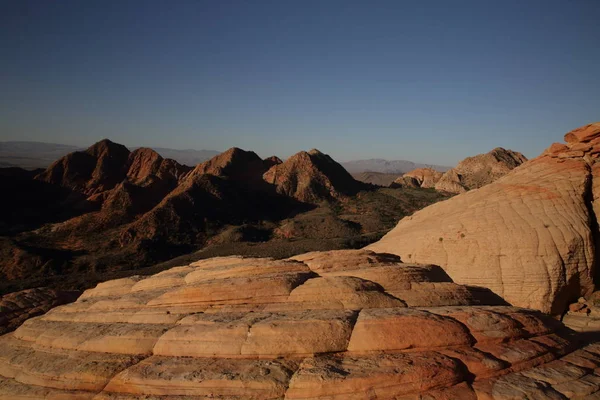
[1,249,595,399]
[435,147,527,193]
[369,123,600,314]
[0,288,80,335]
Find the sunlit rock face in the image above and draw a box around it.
[434,147,527,194]
[0,249,595,399]
[370,122,600,315]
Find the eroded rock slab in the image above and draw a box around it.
[0,249,597,399]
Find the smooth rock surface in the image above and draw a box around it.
[369,124,600,314]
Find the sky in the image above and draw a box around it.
[0,0,599,165]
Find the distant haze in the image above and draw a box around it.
[0,141,219,169]
[0,141,450,173]
[342,159,450,174]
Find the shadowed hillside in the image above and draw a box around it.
[0,140,448,294]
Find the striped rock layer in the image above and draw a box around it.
[0,249,599,399]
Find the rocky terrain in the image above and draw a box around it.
[0,248,599,399]
[435,147,528,193]
[389,148,526,193]
[0,141,447,296]
[369,123,600,314]
[263,149,363,203]
[2,123,600,399]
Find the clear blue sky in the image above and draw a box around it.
[1,0,598,165]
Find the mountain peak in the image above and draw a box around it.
[85,139,129,159]
[191,147,265,181]
[263,149,362,203]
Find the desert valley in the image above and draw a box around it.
[0,122,599,398]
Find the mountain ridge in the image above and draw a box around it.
[341,158,451,174]
[0,141,220,169]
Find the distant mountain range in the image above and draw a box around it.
[0,141,220,169]
[1,141,450,174]
[0,142,80,169]
[341,159,451,174]
[0,138,450,296]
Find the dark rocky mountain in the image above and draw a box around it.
[0,140,447,295]
[264,149,365,203]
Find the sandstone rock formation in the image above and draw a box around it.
[2,249,596,399]
[435,147,527,193]
[392,167,443,189]
[0,287,80,335]
[369,123,600,314]
[263,149,363,203]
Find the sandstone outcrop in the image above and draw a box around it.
[392,167,443,189]
[263,149,363,203]
[1,249,596,399]
[369,123,600,314]
[0,287,80,335]
[434,147,527,193]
